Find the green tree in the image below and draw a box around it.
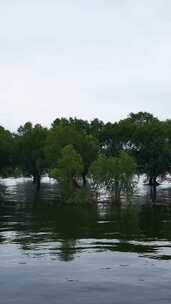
[116,112,169,186]
[51,144,84,187]
[52,117,90,134]
[51,145,92,204]
[101,122,122,156]
[17,122,48,188]
[46,125,98,186]
[0,126,15,176]
[89,118,104,142]
[90,152,137,201]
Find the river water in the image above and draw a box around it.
[0,178,171,303]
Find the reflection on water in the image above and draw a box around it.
[1,178,171,262]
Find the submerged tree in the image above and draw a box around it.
[51,144,84,188]
[116,112,170,186]
[131,120,169,186]
[16,122,48,188]
[2,111,171,198]
[90,152,137,202]
[0,126,15,176]
[51,145,91,204]
[46,125,98,186]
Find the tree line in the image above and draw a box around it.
[1,112,171,202]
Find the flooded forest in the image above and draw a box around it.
[1,112,171,303]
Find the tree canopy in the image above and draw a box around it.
[1,112,171,202]
[16,122,48,187]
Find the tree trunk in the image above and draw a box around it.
[113,179,121,203]
[36,174,41,191]
[149,176,159,187]
[150,186,157,202]
[33,174,36,184]
[82,173,87,187]
[149,177,153,186]
[33,172,41,191]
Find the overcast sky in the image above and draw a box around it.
[1,0,171,130]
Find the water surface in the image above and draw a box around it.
[1,178,171,303]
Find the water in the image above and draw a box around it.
[1,178,171,303]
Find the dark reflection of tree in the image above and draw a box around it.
[144,185,157,202]
[7,200,171,258]
[98,203,141,241]
[150,186,157,202]
[9,199,99,261]
[2,180,171,260]
[145,184,171,203]
[58,239,77,262]
[95,202,171,255]
[139,203,171,241]
[0,183,10,244]
[0,182,7,200]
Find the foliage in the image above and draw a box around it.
[46,125,98,185]
[1,111,171,200]
[50,145,93,204]
[90,152,137,201]
[59,186,92,205]
[51,145,84,184]
[0,126,15,176]
[116,113,169,185]
[16,122,48,185]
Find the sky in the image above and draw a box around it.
[1,0,171,130]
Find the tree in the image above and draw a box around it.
[52,117,90,134]
[117,112,169,186]
[101,122,123,156]
[129,118,169,186]
[17,122,48,188]
[0,126,15,176]
[89,118,104,141]
[90,152,137,202]
[51,145,92,204]
[51,145,84,187]
[46,125,98,186]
